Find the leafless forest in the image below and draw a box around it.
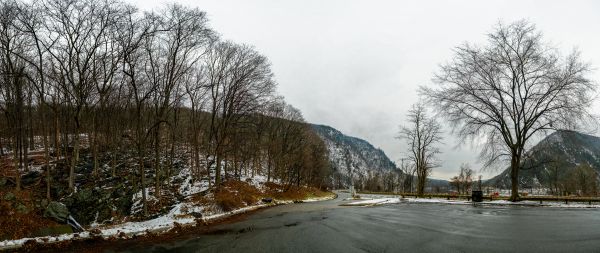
[0,0,332,219]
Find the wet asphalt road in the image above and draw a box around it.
[110,193,600,253]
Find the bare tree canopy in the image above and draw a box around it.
[399,102,442,196]
[421,20,597,201]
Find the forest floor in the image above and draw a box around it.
[0,178,335,252]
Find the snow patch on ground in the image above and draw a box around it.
[130,187,158,215]
[177,167,209,197]
[342,198,401,206]
[302,195,338,202]
[347,194,600,208]
[242,174,268,189]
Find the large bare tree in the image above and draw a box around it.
[399,102,442,197]
[422,20,597,201]
[143,3,214,199]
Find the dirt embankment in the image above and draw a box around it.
[1,179,335,252]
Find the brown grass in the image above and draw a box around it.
[263,182,330,201]
[195,180,332,212]
[213,180,261,212]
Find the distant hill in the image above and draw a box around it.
[487,130,600,189]
[310,124,400,187]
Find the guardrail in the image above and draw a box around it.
[357,191,600,205]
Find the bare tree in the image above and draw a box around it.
[422,20,597,201]
[143,4,214,198]
[565,164,599,197]
[450,163,474,194]
[41,0,127,192]
[399,102,442,196]
[0,0,30,192]
[118,8,159,217]
[204,41,275,189]
[184,68,209,181]
[0,0,332,221]
[399,158,415,193]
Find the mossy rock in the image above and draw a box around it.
[44,201,70,223]
[76,188,94,203]
[21,171,42,186]
[3,192,15,201]
[15,203,30,214]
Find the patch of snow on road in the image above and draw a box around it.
[344,198,401,206]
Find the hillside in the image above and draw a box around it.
[487,130,600,189]
[311,124,401,187]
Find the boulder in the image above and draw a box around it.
[40,199,49,210]
[21,170,42,186]
[190,212,203,218]
[3,192,15,201]
[15,203,30,214]
[75,188,94,203]
[44,201,70,223]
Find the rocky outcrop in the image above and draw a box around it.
[44,201,70,223]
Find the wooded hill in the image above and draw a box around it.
[311,124,404,192]
[487,130,600,196]
[0,0,333,231]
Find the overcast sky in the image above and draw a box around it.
[129,0,600,180]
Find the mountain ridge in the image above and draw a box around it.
[487,130,600,189]
[310,124,400,187]
[310,123,450,190]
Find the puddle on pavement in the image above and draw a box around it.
[284,222,300,227]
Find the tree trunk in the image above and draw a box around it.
[69,126,80,192]
[223,159,228,181]
[27,94,34,151]
[111,140,117,177]
[139,148,148,217]
[153,126,161,199]
[168,133,175,180]
[416,165,426,197]
[53,111,60,159]
[267,156,271,182]
[43,112,51,201]
[215,155,222,189]
[13,137,21,192]
[205,154,212,189]
[92,116,99,178]
[0,135,4,157]
[509,154,520,201]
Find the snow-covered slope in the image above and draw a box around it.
[488,130,600,188]
[311,124,401,187]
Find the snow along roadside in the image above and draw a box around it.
[343,196,600,208]
[0,194,337,251]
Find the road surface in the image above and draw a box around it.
[106,193,600,253]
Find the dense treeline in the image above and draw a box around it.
[547,163,599,197]
[0,0,330,216]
